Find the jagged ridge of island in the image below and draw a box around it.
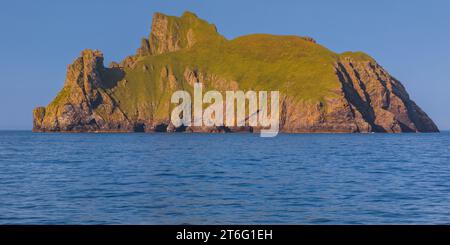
[33,11,439,133]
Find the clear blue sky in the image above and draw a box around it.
[1,0,449,130]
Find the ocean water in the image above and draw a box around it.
[0,131,450,224]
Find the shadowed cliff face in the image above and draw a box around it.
[334,58,439,133]
[33,12,438,133]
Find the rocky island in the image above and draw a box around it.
[33,11,438,133]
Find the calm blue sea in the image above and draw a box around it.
[0,131,450,224]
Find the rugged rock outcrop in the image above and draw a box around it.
[333,57,438,132]
[33,12,438,133]
[33,50,132,132]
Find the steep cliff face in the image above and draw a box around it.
[334,56,438,132]
[33,12,438,133]
[137,12,223,56]
[33,50,132,132]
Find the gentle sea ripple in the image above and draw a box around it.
[0,131,450,224]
